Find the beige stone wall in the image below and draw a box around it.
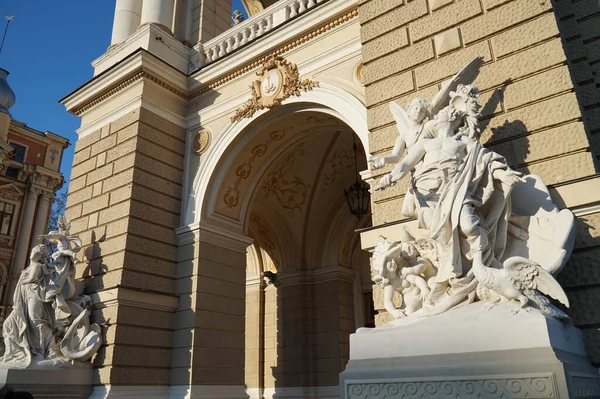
[66,108,185,386]
[171,238,247,386]
[360,0,600,364]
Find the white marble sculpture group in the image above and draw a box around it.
[370,57,575,323]
[0,216,101,368]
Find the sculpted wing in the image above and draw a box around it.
[389,101,412,138]
[503,256,569,306]
[430,56,485,116]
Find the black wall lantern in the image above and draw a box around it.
[344,136,370,219]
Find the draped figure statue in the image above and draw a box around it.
[0,217,101,368]
[371,78,574,321]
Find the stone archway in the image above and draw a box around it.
[173,100,372,398]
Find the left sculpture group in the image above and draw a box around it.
[0,216,101,368]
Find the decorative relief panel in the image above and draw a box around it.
[193,129,211,155]
[224,129,287,208]
[231,56,319,122]
[347,376,555,399]
[260,143,309,214]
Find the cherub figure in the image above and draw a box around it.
[372,240,433,318]
[369,57,484,217]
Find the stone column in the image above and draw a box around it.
[7,186,40,304]
[32,190,53,245]
[139,0,176,35]
[109,0,143,49]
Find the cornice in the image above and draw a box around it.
[61,49,188,116]
[9,120,69,147]
[62,6,358,119]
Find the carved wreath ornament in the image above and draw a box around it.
[231,56,319,122]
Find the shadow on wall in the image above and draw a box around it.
[550,0,600,171]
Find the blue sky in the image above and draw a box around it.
[0,0,246,187]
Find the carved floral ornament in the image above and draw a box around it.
[231,56,319,122]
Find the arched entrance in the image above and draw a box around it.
[176,100,373,398]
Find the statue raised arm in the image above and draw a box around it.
[369,57,484,172]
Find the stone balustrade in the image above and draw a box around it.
[201,0,327,64]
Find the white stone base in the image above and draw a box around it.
[0,363,93,398]
[340,302,600,399]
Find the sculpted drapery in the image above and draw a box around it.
[0,217,101,368]
[370,59,574,321]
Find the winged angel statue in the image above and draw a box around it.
[0,216,101,368]
[369,58,575,323]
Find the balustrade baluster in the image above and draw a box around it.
[298,0,307,13]
[241,28,249,45]
[233,32,241,49]
[307,0,316,7]
[218,42,226,57]
[289,3,298,17]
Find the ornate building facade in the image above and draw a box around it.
[59,0,600,398]
[0,69,68,325]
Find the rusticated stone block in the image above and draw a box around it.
[86,163,114,186]
[139,108,185,139]
[409,0,482,42]
[487,122,589,167]
[72,146,91,166]
[361,0,428,43]
[137,137,184,169]
[558,247,600,289]
[66,186,93,207]
[483,0,513,11]
[372,197,411,225]
[138,122,185,153]
[90,134,117,157]
[415,41,491,87]
[491,13,559,58]
[371,179,408,202]
[568,285,600,326]
[364,40,434,84]
[573,212,600,251]
[365,71,414,105]
[362,27,409,64]
[367,102,394,130]
[520,151,595,186]
[106,136,137,163]
[582,328,600,365]
[135,153,183,186]
[369,124,398,154]
[575,82,600,108]
[461,0,552,44]
[70,156,97,180]
[503,65,572,110]
[477,39,566,92]
[359,0,403,24]
[81,193,110,216]
[109,109,140,135]
[481,93,580,144]
[74,129,101,153]
[429,0,453,12]
[433,27,461,56]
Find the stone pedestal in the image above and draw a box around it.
[0,364,93,398]
[340,302,600,399]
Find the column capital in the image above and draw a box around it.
[40,190,54,202]
[27,185,43,198]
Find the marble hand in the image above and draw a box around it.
[390,308,406,319]
[369,156,386,170]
